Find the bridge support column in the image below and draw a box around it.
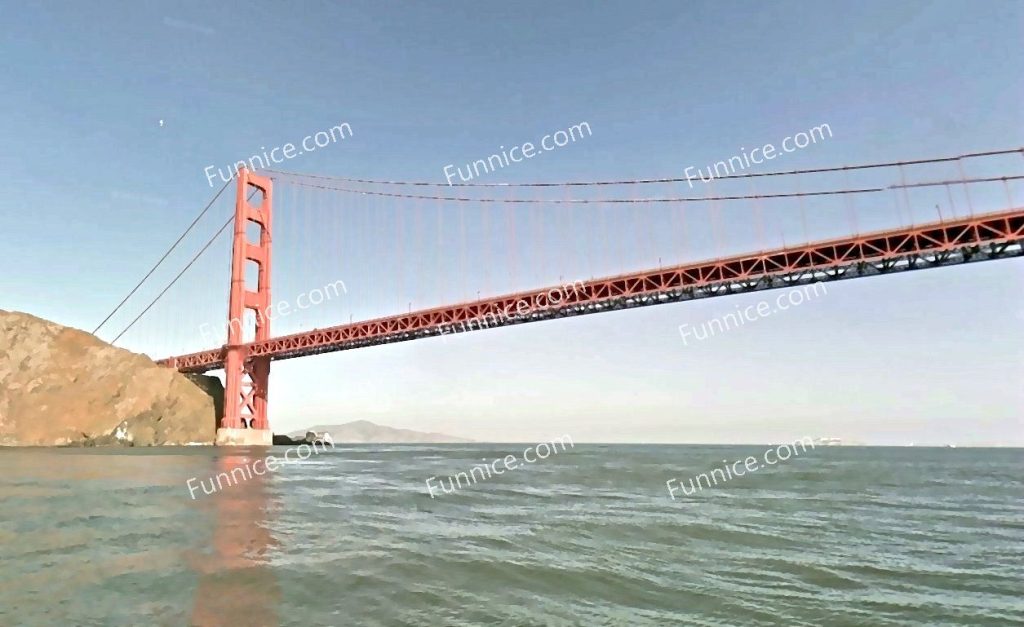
[218,168,274,446]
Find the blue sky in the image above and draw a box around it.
[1,1,1021,443]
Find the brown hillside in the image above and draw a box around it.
[0,310,220,446]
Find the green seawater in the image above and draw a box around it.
[1,445,1021,626]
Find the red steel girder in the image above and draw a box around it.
[159,207,1024,373]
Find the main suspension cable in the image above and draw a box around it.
[109,215,234,344]
[107,188,259,345]
[268,174,1023,205]
[93,179,231,334]
[262,147,1024,188]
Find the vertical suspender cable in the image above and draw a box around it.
[957,158,974,216]
[898,164,914,225]
[844,167,858,233]
[506,187,518,291]
[749,177,765,250]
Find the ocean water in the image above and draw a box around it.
[0,444,1021,626]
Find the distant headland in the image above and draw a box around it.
[286,420,471,444]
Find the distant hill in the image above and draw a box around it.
[288,420,471,443]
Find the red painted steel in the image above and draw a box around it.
[222,169,273,430]
[160,207,1024,374]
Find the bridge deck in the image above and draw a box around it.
[159,208,1024,373]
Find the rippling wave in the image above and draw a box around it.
[1,445,1021,625]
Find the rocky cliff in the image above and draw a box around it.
[0,310,221,446]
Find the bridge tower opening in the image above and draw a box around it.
[217,168,274,446]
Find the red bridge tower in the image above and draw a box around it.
[217,168,274,446]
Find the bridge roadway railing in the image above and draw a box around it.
[159,208,1024,373]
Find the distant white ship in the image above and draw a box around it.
[816,437,842,446]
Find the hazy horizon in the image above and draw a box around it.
[2,1,1021,446]
[283,418,1022,447]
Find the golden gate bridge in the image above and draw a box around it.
[92,147,1024,444]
